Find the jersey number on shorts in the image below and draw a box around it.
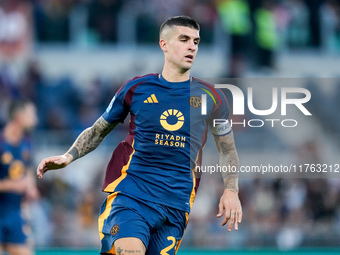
[160,236,176,255]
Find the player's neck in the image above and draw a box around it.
[3,122,23,145]
[161,64,190,83]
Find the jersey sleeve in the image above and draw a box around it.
[208,89,232,136]
[102,82,132,124]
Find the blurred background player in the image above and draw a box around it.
[0,99,39,255]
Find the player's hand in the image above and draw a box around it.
[37,154,73,179]
[216,189,242,232]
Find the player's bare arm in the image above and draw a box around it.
[37,116,118,178]
[0,177,29,194]
[213,132,242,232]
[215,132,239,192]
[67,116,118,160]
[26,168,40,200]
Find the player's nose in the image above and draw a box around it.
[188,40,197,52]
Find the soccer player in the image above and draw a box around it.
[0,99,39,255]
[37,16,242,255]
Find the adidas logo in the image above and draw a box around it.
[144,94,159,103]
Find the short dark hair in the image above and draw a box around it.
[8,99,32,121]
[160,16,200,35]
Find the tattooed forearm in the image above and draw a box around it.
[223,173,239,193]
[214,132,240,193]
[67,147,79,161]
[65,117,118,161]
[219,142,230,154]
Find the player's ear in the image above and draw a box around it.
[159,39,167,52]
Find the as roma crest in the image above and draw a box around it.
[189,96,201,108]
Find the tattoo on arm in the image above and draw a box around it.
[117,247,123,255]
[67,147,79,161]
[66,117,118,161]
[213,132,240,193]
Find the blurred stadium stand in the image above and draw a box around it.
[1,0,340,252]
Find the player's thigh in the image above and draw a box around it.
[2,212,29,252]
[0,231,2,255]
[99,193,151,254]
[114,237,146,255]
[147,211,187,255]
[6,244,32,255]
[147,228,183,255]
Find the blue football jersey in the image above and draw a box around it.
[0,134,32,212]
[102,74,231,212]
